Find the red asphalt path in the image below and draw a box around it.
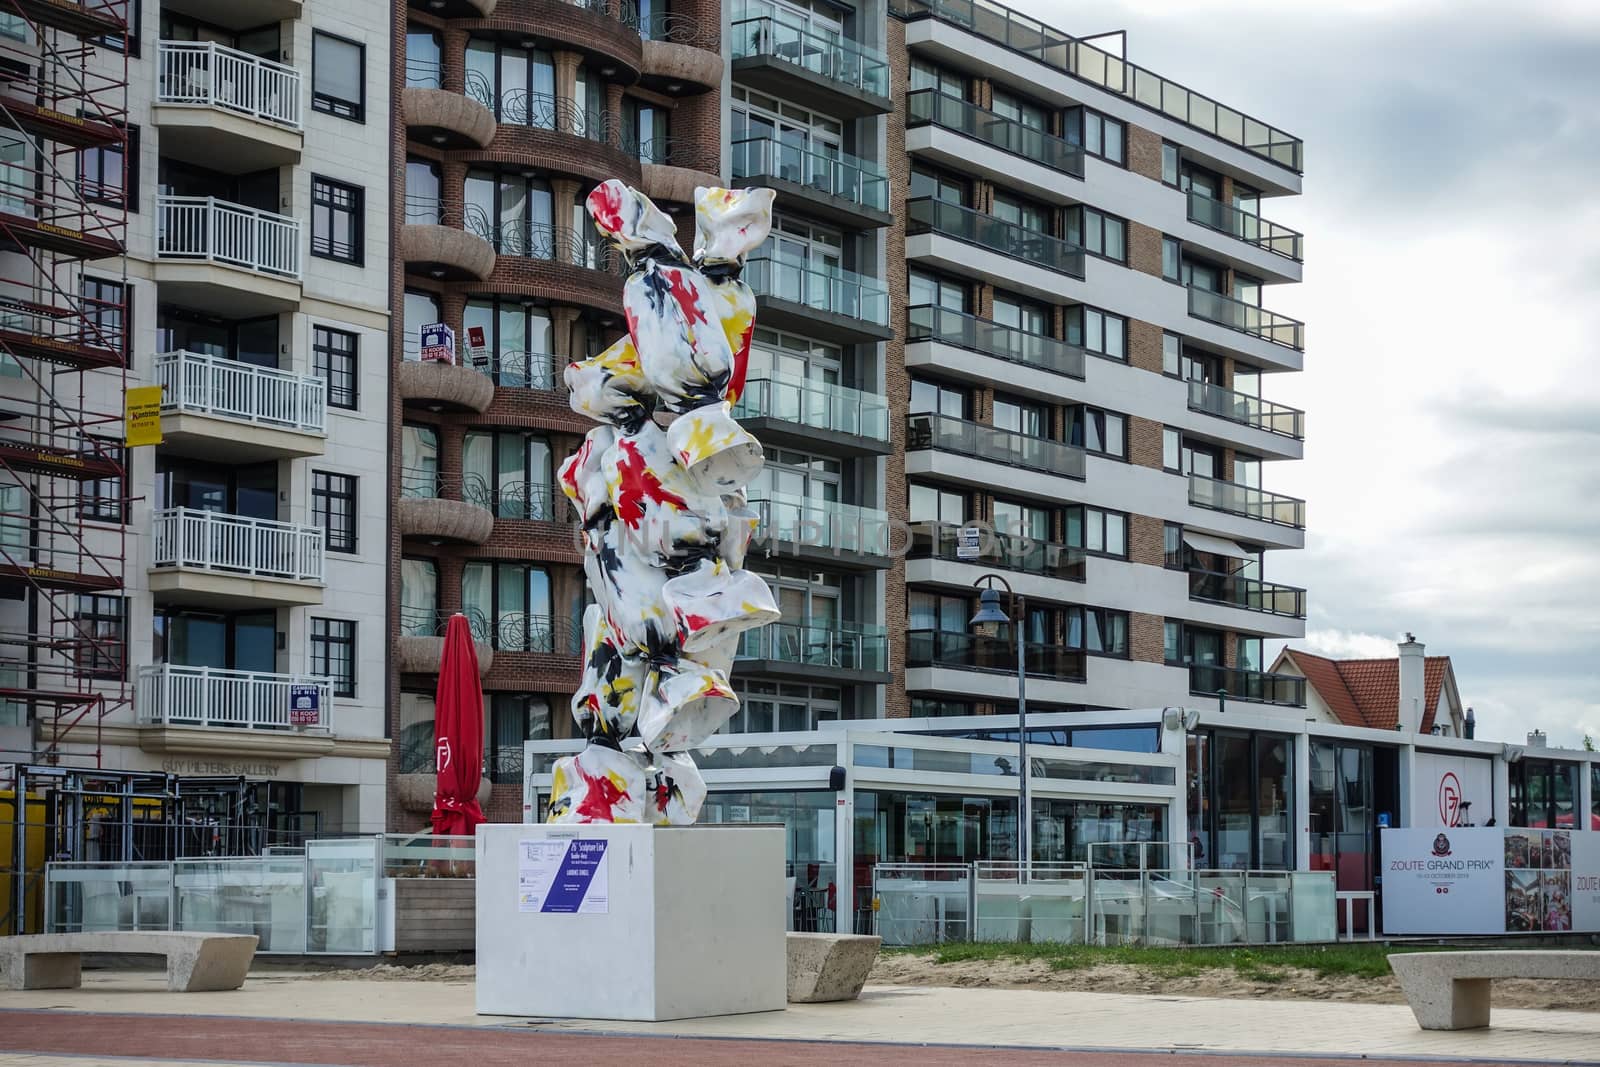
[0,1011,1537,1067]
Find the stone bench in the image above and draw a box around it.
[786,932,880,1003]
[0,931,258,993]
[1389,950,1600,1029]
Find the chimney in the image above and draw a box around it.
[1398,632,1425,733]
[1527,729,1547,748]
[1464,706,1476,740]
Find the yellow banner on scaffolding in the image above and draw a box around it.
[124,385,163,447]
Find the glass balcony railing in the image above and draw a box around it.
[907,197,1084,278]
[736,619,888,672]
[731,12,889,98]
[730,136,889,213]
[1187,191,1302,262]
[1186,569,1306,618]
[906,628,1086,682]
[745,490,891,558]
[905,304,1085,380]
[888,0,1303,174]
[1187,287,1304,351]
[905,88,1083,177]
[908,523,1085,583]
[732,375,889,442]
[906,412,1086,480]
[1187,380,1303,440]
[1189,663,1306,706]
[1187,474,1305,529]
[744,256,889,327]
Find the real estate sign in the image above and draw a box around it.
[1383,827,1599,935]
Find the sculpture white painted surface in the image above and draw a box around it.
[548,180,779,825]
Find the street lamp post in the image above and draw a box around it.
[970,574,1027,883]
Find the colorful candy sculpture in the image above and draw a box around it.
[547,180,780,826]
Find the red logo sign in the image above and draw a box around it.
[436,737,452,773]
[1439,772,1462,826]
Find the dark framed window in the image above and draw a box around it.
[1161,141,1179,186]
[312,325,358,409]
[79,123,136,209]
[93,0,140,55]
[82,276,129,366]
[1066,304,1126,361]
[74,594,126,680]
[1068,205,1126,263]
[1163,620,1182,664]
[310,617,357,697]
[310,176,363,264]
[909,376,968,418]
[489,694,551,783]
[312,30,365,121]
[1163,427,1181,472]
[1067,505,1127,558]
[1066,106,1124,165]
[1067,405,1126,459]
[1069,606,1128,657]
[80,439,126,523]
[911,697,975,718]
[311,471,357,553]
[1162,236,1181,281]
[1162,331,1182,377]
[1163,523,1183,569]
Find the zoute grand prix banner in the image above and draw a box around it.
[1382,827,1600,935]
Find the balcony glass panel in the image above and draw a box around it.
[1190,664,1306,707]
[732,375,889,442]
[907,197,1084,278]
[1186,287,1304,351]
[744,256,889,326]
[906,412,1085,479]
[906,628,1086,682]
[731,9,889,97]
[908,523,1085,582]
[906,304,1084,379]
[905,88,1083,177]
[1186,570,1305,618]
[1186,380,1303,440]
[1186,191,1302,262]
[1187,474,1304,529]
[731,136,889,212]
[736,619,888,672]
[745,490,891,557]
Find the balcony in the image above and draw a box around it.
[488,613,583,656]
[730,136,891,227]
[731,375,890,454]
[484,350,562,394]
[908,523,1085,584]
[1188,474,1305,530]
[401,195,496,282]
[907,197,1084,280]
[905,88,1083,179]
[1187,192,1302,263]
[155,195,301,315]
[906,413,1085,480]
[730,13,890,117]
[402,60,496,150]
[1187,570,1305,618]
[1187,288,1304,352]
[1187,380,1303,440]
[637,137,722,205]
[154,41,302,172]
[638,12,723,93]
[734,620,891,683]
[149,507,324,607]
[746,491,892,567]
[155,350,326,461]
[396,608,494,676]
[136,664,330,732]
[906,628,1086,682]
[1189,664,1305,707]
[397,356,495,413]
[905,304,1084,390]
[744,256,891,343]
[396,468,494,545]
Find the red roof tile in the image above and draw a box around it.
[1283,650,1453,731]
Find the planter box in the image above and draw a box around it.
[393,877,475,953]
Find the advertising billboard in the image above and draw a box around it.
[1382,827,1600,935]
[1410,751,1494,828]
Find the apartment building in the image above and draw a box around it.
[0,0,393,841]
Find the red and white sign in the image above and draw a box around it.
[1411,752,1493,827]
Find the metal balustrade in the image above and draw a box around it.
[489,480,560,522]
[641,9,719,48]
[155,349,326,435]
[1186,380,1304,439]
[1186,569,1306,618]
[1189,664,1306,706]
[1186,288,1303,350]
[906,628,1087,681]
[150,507,324,582]
[909,523,1085,582]
[637,136,721,173]
[906,88,1083,177]
[1187,191,1302,262]
[731,13,889,97]
[399,606,493,644]
[483,349,561,391]
[404,192,442,224]
[744,256,889,325]
[730,136,889,212]
[908,197,1085,278]
[398,467,493,510]
[490,612,583,655]
[157,41,302,129]
[906,304,1085,380]
[157,195,302,280]
[136,664,332,730]
[467,213,622,274]
[907,412,1086,479]
[745,490,892,557]
[732,375,889,441]
[736,619,888,672]
[1187,473,1305,528]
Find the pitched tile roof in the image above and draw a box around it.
[1282,649,1453,731]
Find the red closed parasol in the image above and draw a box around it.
[431,612,486,836]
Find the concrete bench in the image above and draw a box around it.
[786,932,880,1003]
[0,931,258,993]
[1389,950,1600,1029]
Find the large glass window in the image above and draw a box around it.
[398,691,436,773]
[464,429,552,520]
[463,298,553,386]
[908,482,964,525]
[726,680,841,733]
[311,176,363,264]
[310,618,356,698]
[909,377,967,418]
[462,561,553,652]
[79,123,136,209]
[312,31,365,121]
[402,290,439,361]
[993,393,1049,438]
[1065,107,1124,164]
[74,594,126,680]
[909,269,965,312]
[1510,759,1581,828]
[1066,505,1126,558]
[1067,205,1126,263]
[1190,729,1296,870]
[312,325,358,409]
[908,56,964,97]
[489,694,550,783]
[1065,305,1126,361]
[1067,406,1125,459]
[465,169,553,256]
[400,557,437,636]
[399,424,438,497]
[311,471,357,553]
[1310,742,1375,934]
[1066,606,1128,657]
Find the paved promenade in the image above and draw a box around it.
[1,971,1597,1065]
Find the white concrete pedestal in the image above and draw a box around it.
[474,822,787,1021]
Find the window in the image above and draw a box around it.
[82,276,128,366]
[1067,107,1124,165]
[910,377,967,418]
[464,298,555,385]
[93,0,139,55]
[406,29,442,88]
[908,482,964,525]
[1161,142,1179,186]
[992,190,1048,234]
[489,694,550,783]
[311,176,363,264]
[1069,606,1128,657]
[79,124,136,209]
[1066,305,1126,361]
[311,471,357,553]
[909,269,966,312]
[463,561,555,652]
[1163,620,1182,663]
[310,618,357,697]
[400,557,440,636]
[1163,427,1180,472]
[312,30,365,121]
[312,326,358,410]
[909,56,964,97]
[1162,236,1180,281]
[74,594,125,680]
[1163,523,1183,569]
[911,697,974,718]
[909,591,971,633]
[1068,206,1126,263]
[1162,332,1181,377]
[1067,406,1126,459]
[1068,505,1126,557]
[993,290,1049,335]
[464,428,553,520]
[994,394,1050,438]
[80,440,125,523]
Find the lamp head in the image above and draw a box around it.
[969,586,1009,627]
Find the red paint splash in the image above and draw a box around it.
[727,319,755,404]
[575,764,631,821]
[654,778,671,813]
[663,267,709,328]
[587,183,624,235]
[680,612,713,636]
[613,438,687,529]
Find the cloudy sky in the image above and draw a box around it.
[1008,0,1600,746]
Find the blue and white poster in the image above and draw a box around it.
[518,837,609,914]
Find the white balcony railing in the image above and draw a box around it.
[156,350,326,435]
[157,195,302,280]
[136,664,333,731]
[157,40,303,130]
[151,507,325,582]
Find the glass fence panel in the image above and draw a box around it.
[381,834,477,879]
[306,838,379,954]
[173,856,307,953]
[872,864,971,945]
[45,863,173,933]
[973,869,1088,943]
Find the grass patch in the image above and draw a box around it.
[886,942,1455,981]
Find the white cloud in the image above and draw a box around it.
[1296,629,1405,660]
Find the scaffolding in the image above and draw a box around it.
[0,0,131,771]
